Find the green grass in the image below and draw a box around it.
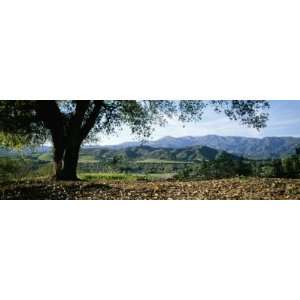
[38,153,52,161]
[79,155,98,163]
[146,173,176,179]
[136,159,191,164]
[39,153,98,163]
[78,172,175,181]
[79,172,147,181]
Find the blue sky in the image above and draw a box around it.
[99,100,300,145]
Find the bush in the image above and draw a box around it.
[0,157,52,181]
[0,158,30,181]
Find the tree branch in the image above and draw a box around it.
[80,101,104,141]
[35,101,66,159]
[35,101,63,130]
[71,101,91,129]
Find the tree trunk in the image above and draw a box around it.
[52,128,82,181]
[60,143,81,181]
[38,101,104,181]
[52,131,65,180]
[54,159,64,179]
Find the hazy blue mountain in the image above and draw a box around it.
[2,135,300,159]
[0,146,51,157]
[109,135,300,158]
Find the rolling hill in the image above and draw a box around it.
[79,145,238,163]
[1,135,300,160]
[31,145,238,163]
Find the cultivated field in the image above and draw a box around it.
[1,177,300,200]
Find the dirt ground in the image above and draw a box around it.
[1,178,300,200]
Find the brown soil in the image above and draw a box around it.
[1,178,300,200]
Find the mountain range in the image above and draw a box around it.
[79,145,238,163]
[106,135,300,159]
[1,135,300,159]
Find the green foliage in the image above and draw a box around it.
[176,153,300,180]
[211,100,270,129]
[38,153,52,161]
[1,139,300,182]
[0,132,31,149]
[272,159,284,178]
[79,172,153,181]
[1,149,300,183]
[0,100,270,179]
[0,158,21,180]
[136,159,188,164]
[0,101,48,148]
[282,155,300,178]
[1,100,270,148]
[31,163,54,178]
[78,155,98,163]
[175,154,246,180]
[0,157,39,181]
[79,145,237,163]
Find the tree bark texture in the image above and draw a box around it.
[35,100,104,181]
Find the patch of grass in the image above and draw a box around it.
[39,153,98,163]
[79,155,98,163]
[38,153,52,161]
[79,172,149,181]
[146,173,176,179]
[79,172,176,181]
[136,159,191,164]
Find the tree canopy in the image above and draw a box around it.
[0,100,270,180]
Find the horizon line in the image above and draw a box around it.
[94,134,300,147]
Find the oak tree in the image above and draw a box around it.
[0,100,269,180]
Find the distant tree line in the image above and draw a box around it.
[0,158,50,181]
[1,147,300,181]
[175,149,300,180]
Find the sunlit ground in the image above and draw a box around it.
[1,177,300,200]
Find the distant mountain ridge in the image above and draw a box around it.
[80,145,239,163]
[1,135,300,159]
[0,144,237,163]
[0,146,50,157]
[107,135,300,159]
